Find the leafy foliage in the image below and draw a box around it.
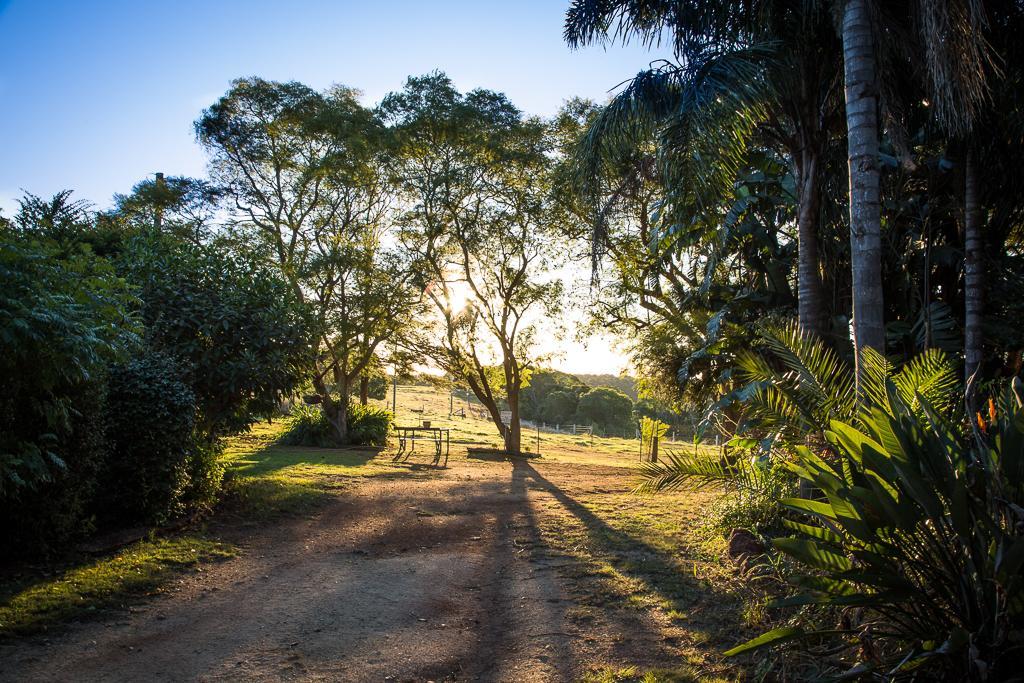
[100,352,206,524]
[728,381,1024,679]
[0,225,136,496]
[576,386,635,432]
[116,231,313,435]
[280,403,393,448]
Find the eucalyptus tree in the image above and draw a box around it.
[197,78,420,442]
[380,73,563,454]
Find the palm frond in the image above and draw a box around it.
[636,447,767,493]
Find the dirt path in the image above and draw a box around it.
[0,459,719,682]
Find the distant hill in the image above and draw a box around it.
[572,373,637,400]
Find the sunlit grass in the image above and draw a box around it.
[379,384,720,468]
[581,665,732,683]
[0,537,234,636]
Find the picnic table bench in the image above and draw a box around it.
[393,425,450,466]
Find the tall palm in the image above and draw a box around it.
[565,1,842,339]
[840,0,886,380]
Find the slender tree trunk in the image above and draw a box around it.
[506,382,522,456]
[964,149,984,407]
[796,147,827,337]
[359,375,369,405]
[466,375,510,450]
[842,0,886,377]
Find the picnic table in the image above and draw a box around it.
[393,426,450,466]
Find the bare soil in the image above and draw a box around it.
[0,458,730,682]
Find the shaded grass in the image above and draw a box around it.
[0,537,234,636]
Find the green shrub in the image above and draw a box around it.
[0,234,136,496]
[726,372,1024,680]
[347,402,393,447]
[100,352,199,524]
[280,402,392,447]
[0,380,109,559]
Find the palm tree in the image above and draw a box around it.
[840,0,886,377]
[564,1,842,339]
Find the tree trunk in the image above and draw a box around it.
[328,367,351,443]
[313,372,349,443]
[842,0,886,379]
[466,375,510,451]
[506,382,522,456]
[796,147,827,337]
[964,149,984,407]
[359,375,369,405]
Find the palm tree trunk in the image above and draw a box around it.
[842,0,886,375]
[964,148,984,406]
[796,147,827,337]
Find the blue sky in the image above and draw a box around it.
[0,1,664,213]
[0,1,662,374]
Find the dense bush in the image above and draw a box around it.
[117,232,313,435]
[0,234,136,496]
[0,380,109,558]
[100,352,204,524]
[280,402,393,447]
[347,402,394,446]
[1,190,315,556]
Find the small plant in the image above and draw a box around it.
[347,402,393,447]
[280,402,393,447]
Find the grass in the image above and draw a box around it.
[0,537,234,636]
[581,666,731,683]
[0,418,366,636]
[382,384,720,468]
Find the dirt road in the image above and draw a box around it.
[0,458,732,682]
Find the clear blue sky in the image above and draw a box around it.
[0,0,665,214]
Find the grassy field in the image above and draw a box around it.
[380,383,719,468]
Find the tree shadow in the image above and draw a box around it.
[466,447,539,461]
[509,460,750,657]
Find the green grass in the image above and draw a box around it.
[581,666,731,683]
[0,536,234,636]
[219,419,410,519]
[0,418,365,636]
[383,384,719,467]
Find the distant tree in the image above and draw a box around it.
[381,73,564,454]
[575,386,634,432]
[573,373,637,400]
[197,78,421,442]
[106,175,224,244]
[519,369,588,420]
[541,390,579,425]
